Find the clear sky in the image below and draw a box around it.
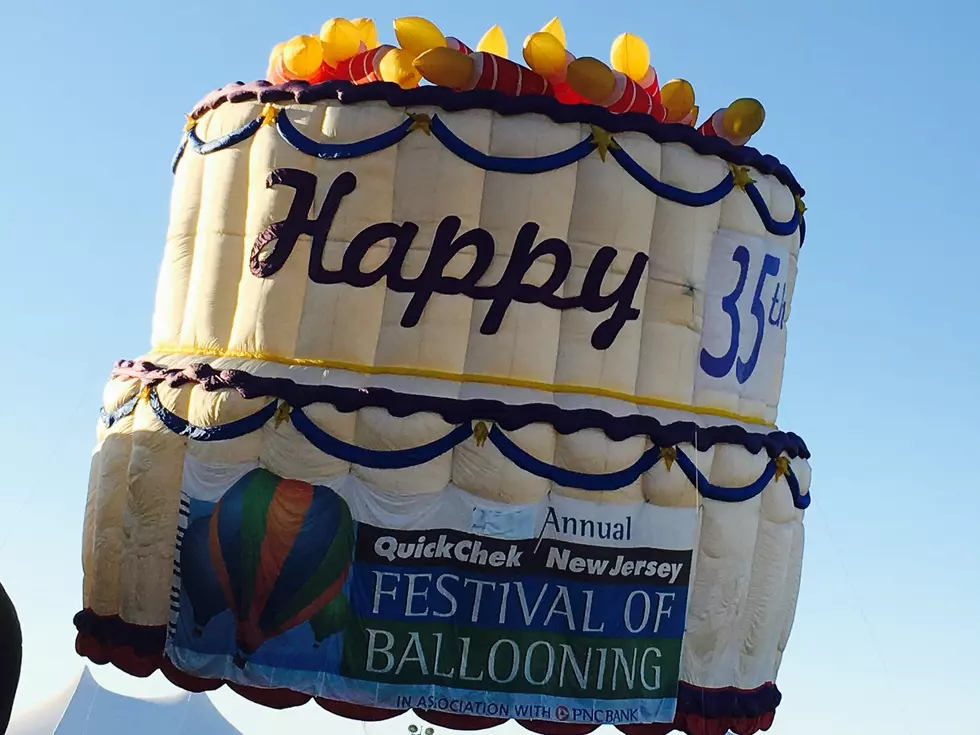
[1,0,978,733]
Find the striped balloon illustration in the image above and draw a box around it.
[207,468,355,664]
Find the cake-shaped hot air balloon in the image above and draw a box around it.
[79,12,807,735]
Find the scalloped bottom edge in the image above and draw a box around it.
[74,610,778,735]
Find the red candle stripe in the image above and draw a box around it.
[472,52,552,97]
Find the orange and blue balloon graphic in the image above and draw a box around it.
[181,469,355,663]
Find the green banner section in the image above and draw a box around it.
[339,619,682,700]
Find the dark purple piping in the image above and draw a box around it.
[111,360,810,459]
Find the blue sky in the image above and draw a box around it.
[2,0,978,733]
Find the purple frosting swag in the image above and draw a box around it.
[188,79,805,198]
[110,360,811,459]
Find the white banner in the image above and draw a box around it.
[166,458,697,725]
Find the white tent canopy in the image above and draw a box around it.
[9,667,241,735]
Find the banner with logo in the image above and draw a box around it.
[166,459,697,725]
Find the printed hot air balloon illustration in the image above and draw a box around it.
[206,468,355,667]
[179,517,229,637]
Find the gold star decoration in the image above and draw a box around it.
[408,112,433,135]
[138,384,153,403]
[260,104,279,127]
[274,402,292,428]
[473,421,490,447]
[659,446,677,472]
[795,194,807,216]
[590,126,620,162]
[774,456,790,481]
[730,164,756,189]
[183,114,197,132]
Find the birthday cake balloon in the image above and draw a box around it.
[77,14,810,735]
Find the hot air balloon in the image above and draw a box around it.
[207,469,354,665]
[78,12,807,735]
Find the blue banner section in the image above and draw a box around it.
[351,564,688,639]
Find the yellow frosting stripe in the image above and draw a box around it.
[152,344,776,427]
